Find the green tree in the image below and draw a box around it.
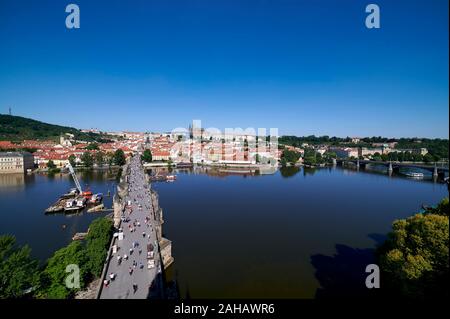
[113,149,126,166]
[85,218,113,277]
[141,149,152,163]
[316,152,324,164]
[424,197,449,217]
[106,152,114,166]
[81,152,94,168]
[423,153,434,163]
[302,148,317,165]
[46,160,56,170]
[372,152,382,161]
[303,156,317,165]
[95,151,105,166]
[325,151,337,159]
[85,143,99,151]
[388,152,399,162]
[0,235,40,298]
[282,149,301,164]
[377,198,449,298]
[40,241,88,299]
[68,154,76,167]
[404,151,413,162]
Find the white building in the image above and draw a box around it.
[0,152,34,174]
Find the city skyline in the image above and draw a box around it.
[0,0,448,138]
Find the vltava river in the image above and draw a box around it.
[152,166,448,298]
[0,166,447,298]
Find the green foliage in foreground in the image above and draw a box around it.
[377,197,449,298]
[85,218,114,277]
[39,241,88,299]
[0,235,40,298]
[0,217,113,299]
[38,218,113,298]
[429,197,449,216]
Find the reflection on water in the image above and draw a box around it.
[0,165,447,297]
[279,166,300,178]
[0,170,118,260]
[0,173,27,188]
[152,166,447,298]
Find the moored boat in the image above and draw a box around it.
[81,190,93,198]
[61,188,80,199]
[404,171,424,178]
[45,198,66,213]
[64,196,86,211]
[64,198,79,211]
[88,193,103,204]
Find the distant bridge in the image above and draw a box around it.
[336,159,449,178]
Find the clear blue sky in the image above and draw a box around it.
[0,0,448,137]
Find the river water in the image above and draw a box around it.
[152,166,448,298]
[0,166,447,298]
[0,170,117,260]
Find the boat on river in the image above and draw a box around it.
[61,188,79,199]
[403,171,424,178]
[149,174,177,182]
[81,190,93,198]
[64,197,86,211]
[45,198,66,213]
[88,193,103,204]
[166,175,177,181]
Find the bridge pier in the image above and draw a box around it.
[433,164,438,179]
[388,162,393,175]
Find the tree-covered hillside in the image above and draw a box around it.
[279,135,449,160]
[0,114,110,142]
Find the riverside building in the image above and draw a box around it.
[0,152,34,174]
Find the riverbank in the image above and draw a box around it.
[36,165,121,173]
[0,215,114,299]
